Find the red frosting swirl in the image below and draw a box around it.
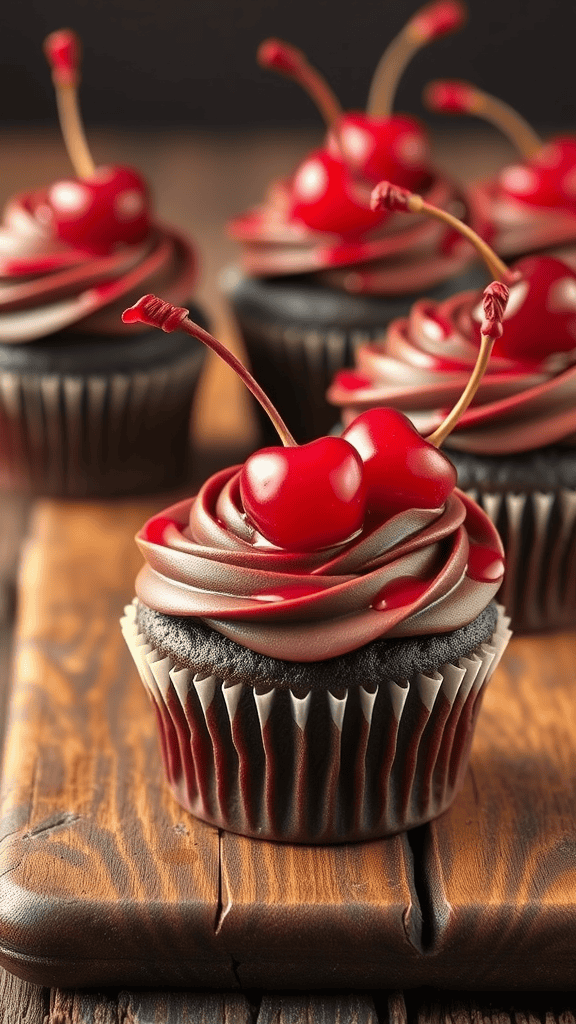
[328,281,576,455]
[0,190,197,343]
[135,465,504,663]
[229,172,478,297]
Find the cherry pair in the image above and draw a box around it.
[240,410,456,551]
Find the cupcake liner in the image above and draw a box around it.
[121,602,511,844]
[0,350,204,497]
[467,487,576,633]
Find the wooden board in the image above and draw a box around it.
[0,500,575,990]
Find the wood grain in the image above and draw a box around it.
[0,969,45,1024]
[218,831,419,988]
[257,993,377,1024]
[0,500,233,989]
[415,632,576,988]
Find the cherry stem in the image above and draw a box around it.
[426,332,493,447]
[122,296,298,448]
[44,30,95,179]
[425,80,542,159]
[372,183,510,280]
[258,39,343,134]
[367,0,466,118]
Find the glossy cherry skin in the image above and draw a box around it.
[479,255,576,364]
[36,165,151,255]
[239,436,366,551]
[343,408,457,517]
[289,148,386,236]
[498,137,576,211]
[326,112,431,191]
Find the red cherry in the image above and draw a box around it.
[498,137,576,211]
[289,149,386,236]
[239,436,366,551]
[326,112,431,191]
[479,255,576,363]
[342,408,457,517]
[34,164,151,255]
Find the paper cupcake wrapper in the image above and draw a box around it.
[121,603,511,843]
[467,487,576,633]
[0,353,203,497]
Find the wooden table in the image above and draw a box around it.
[0,129,575,1020]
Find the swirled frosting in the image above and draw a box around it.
[474,179,576,261]
[229,172,478,297]
[135,465,504,663]
[328,280,576,455]
[0,189,197,343]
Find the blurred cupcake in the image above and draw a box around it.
[226,0,488,444]
[0,30,206,497]
[330,182,576,632]
[121,289,510,844]
[425,78,576,260]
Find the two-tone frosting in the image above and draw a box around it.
[0,186,196,343]
[329,268,576,455]
[229,172,478,296]
[135,464,504,663]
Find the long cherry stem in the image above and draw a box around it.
[424,79,542,159]
[258,39,343,134]
[376,186,510,280]
[367,0,466,118]
[370,181,510,448]
[122,296,298,447]
[44,29,96,179]
[426,333,493,446]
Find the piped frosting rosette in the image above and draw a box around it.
[329,283,576,455]
[135,465,505,663]
[0,189,197,343]
[229,174,479,296]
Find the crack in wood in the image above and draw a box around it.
[401,825,451,955]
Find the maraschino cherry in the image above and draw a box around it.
[256,0,466,236]
[37,29,151,255]
[122,266,508,551]
[424,78,576,213]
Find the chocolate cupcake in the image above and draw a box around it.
[226,1,488,444]
[0,30,207,496]
[120,290,511,843]
[329,186,576,632]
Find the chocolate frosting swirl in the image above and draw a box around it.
[328,284,576,455]
[0,191,196,343]
[229,173,477,297]
[135,466,504,662]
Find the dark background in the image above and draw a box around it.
[0,0,573,132]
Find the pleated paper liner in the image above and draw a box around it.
[0,351,204,497]
[467,488,576,633]
[121,602,511,844]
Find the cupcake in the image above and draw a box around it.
[120,289,511,844]
[0,30,206,497]
[425,79,576,260]
[330,182,576,632]
[225,0,488,444]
